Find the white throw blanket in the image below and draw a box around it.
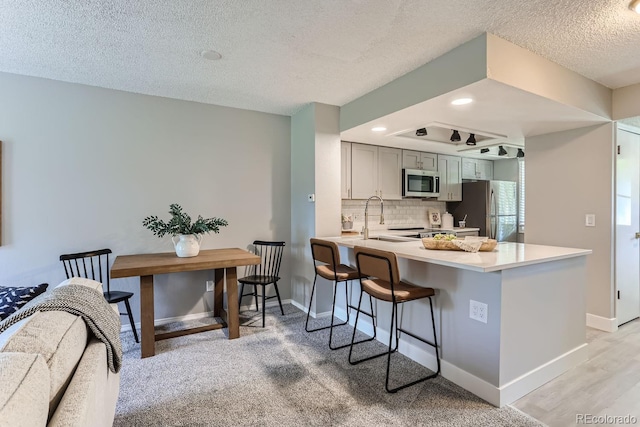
[0,284,122,373]
[451,236,489,253]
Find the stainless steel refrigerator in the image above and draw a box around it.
[447,180,518,242]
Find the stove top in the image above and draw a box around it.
[386,227,426,231]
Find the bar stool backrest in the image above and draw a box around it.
[310,238,340,269]
[354,246,400,286]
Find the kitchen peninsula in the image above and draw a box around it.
[324,235,591,407]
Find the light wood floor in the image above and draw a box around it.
[513,319,640,427]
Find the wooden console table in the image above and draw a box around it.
[111,248,260,358]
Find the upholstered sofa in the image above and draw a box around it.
[0,277,120,427]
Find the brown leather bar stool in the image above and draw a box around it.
[306,238,376,350]
[349,246,440,393]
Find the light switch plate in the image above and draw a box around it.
[585,214,595,227]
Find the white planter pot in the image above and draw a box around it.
[171,234,203,257]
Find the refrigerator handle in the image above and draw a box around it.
[490,189,497,239]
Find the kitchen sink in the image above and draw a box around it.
[370,236,418,243]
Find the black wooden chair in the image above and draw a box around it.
[238,241,285,327]
[60,248,139,343]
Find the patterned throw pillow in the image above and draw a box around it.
[0,284,49,320]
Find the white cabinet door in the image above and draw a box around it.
[403,150,438,171]
[341,142,352,199]
[420,153,438,171]
[402,150,421,169]
[478,159,494,180]
[438,155,462,201]
[462,158,478,180]
[378,147,402,200]
[351,143,378,199]
[448,156,462,201]
[462,158,493,180]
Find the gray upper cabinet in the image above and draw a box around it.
[351,143,402,200]
[378,147,402,200]
[402,150,438,171]
[341,141,352,199]
[462,158,494,180]
[437,155,462,202]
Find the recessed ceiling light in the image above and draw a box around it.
[371,126,387,132]
[200,50,222,60]
[630,0,640,13]
[451,98,473,106]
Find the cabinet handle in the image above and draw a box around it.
[348,188,351,198]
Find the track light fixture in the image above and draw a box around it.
[480,148,489,154]
[517,148,525,158]
[450,130,461,142]
[498,146,508,156]
[466,133,476,146]
[630,0,640,13]
[416,128,427,137]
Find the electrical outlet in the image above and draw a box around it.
[470,299,488,323]
[205,280,214,292]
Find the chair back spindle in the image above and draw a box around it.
[251,240,285,279]
[60,248,112,294]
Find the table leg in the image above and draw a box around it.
[213,268,224,317]
[140,275,155,358]
[226,267,239,339]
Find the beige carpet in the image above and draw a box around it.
[114,304,544,426]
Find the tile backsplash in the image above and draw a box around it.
[341,199,447,232]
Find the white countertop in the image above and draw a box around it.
[326,236,592,273]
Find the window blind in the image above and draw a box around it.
[518,158,525,233]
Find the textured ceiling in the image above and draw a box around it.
[1,0,639,116]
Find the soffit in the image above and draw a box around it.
[340,79,610,158]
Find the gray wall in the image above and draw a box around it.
[0,72,291,322]
[492,158,518,182]
[290,104,317,312]
[290,103,341,315]
[525,123,614,318]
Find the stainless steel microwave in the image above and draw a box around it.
[402,169,440,198]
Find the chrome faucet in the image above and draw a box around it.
[363,195,384,239]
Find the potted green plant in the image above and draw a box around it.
[142,204,228,257]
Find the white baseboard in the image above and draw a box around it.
[290,299,332,319]
[497,343,588,406]
[334,305,587,408]
[120,298,292,332]
[586,313,618,332]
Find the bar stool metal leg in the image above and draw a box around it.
[328,283,376,350]
[348,290,384,364]
[385,296,440,393]
[305,274,349,333]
